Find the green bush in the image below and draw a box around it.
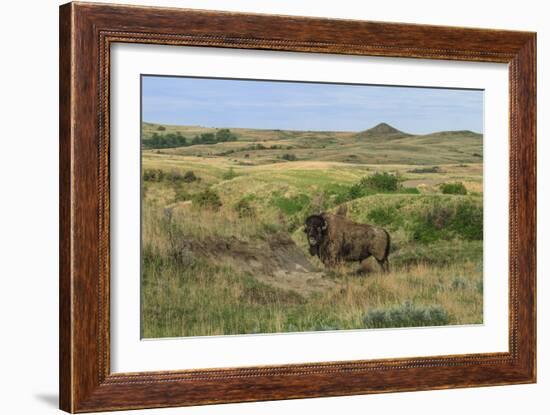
[411,199,482,243]
[189,130,237,146]
[157,125,166,131]
[347,183,371,200]
[143,168,200,185]
[182,170,198,183]
[192,189,222,210]
[367,206,399,227]
[166,169,183,183]
[450,200,483,240]
[143,169,165,182]
[440,182,467,195]
[234,198,255,218]
[407,166,442,174]
[411,206,453,243]
[361,172,400,192]
[143,132,187,149]
[325,172,410,206]
[280,153,297,161]
[215,128,237,142]
[363,301,450,328]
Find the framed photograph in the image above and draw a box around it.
[59,2,536,412]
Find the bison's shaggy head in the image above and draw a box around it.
[304,214,328,256]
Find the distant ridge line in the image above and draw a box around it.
[142,121,481,137]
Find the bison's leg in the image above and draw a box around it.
[376,258,390,273]
[357,257,375,275]
[321,256,337,268]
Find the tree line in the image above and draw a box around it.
[142,128,237,149]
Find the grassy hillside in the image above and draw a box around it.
[141,121,484,338]
[142,121,483,165]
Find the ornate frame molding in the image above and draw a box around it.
[60,2,536,412]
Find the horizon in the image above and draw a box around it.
[141,120,482,136]
[142,76,484,135]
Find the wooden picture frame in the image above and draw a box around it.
[59,2,536,412]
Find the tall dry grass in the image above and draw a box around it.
[142,197,482,338]
[140,158,483,338]
[142,255,482,338]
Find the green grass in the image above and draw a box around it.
[441,182,468,195]
[144,121,483,166]
[142,250,482,337]
[142,190,483,337]
[271,192,311,215]
[140,121,484,337]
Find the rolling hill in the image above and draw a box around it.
[354,122,412,140]
[142,122,482,165]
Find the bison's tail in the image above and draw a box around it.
[383,229,391,261]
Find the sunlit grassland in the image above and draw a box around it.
[142,198,482,338]
[140,123,484,338]
[142,248,482,338]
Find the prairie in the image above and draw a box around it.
[141,122,483,338]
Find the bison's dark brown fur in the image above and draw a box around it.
[304,213,390,272]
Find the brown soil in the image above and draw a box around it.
[183,232,337,296]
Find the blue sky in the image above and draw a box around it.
[142,76,483,134]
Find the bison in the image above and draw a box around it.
[304,213,391,272]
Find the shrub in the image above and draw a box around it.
[166,169,183,183]
[234,198,255,218]
[157,125,166,131]
[363,301,450,328]
[367,206,399,227]
[215,128,237,142]
[407,166,442,174]
[182,170,198,183]
[347,183,370,200]
[192,189,222,210]
[450,200,483,240]
[411,203,454,243]
[190,130,237,146]
[411,198,482,243]
[143,168,165,182]
[143,132,187,148]
[360,172,400,192]
[440,182,467,195]
[280,153,297,161]
[143,168,200,185]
